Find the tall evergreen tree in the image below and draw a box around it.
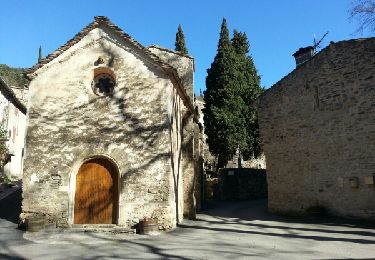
[204,18,240,166]
[204,19,263,167]
[231,30,263,158]
[175,24,188,54]
[38,46,43,63]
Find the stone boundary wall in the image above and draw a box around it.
[217,168,267,200]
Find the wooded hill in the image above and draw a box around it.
[0,64,29,88]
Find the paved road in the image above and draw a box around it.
[0,188,22,224]
[0,193,375,259]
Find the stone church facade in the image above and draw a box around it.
[257,38,375,220]
[21,16,198,231]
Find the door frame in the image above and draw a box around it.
[68,154,121,226]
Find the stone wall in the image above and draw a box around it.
[257,38,375,220]
[148,46,198,219]
[218,168,267,200]
[22,26,190,230]
[226,151,267,170]
[242,154,266,169]
[194,96,215,207]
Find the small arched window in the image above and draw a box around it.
[91,67,116,96]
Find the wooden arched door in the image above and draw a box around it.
[74,158,118,224]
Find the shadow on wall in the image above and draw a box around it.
[23,41,195,230]
[103,86,184,227]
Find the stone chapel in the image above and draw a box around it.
[21,16,200,231]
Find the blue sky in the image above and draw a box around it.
[0,0,362,94]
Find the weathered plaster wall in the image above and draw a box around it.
[0,90,9,125]
[22,26,185,230]
[148,47,198,219]
[0,83,27,179]
[257,38,375,220]
[167,87,184,223]
[4,102,27,178]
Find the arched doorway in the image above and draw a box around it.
[74,157,118,224]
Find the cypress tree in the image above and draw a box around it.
[231,30,263,158]
[175,24,188,54]
[204,20,263,167]
[204,18,241,167]
[38,46,43,62]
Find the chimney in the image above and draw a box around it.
[292,46,314,67]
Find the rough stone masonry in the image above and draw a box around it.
[21,16,199,231]
[257,38,375,220]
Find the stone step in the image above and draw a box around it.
[71,224,118,228]
[69,224,136,234]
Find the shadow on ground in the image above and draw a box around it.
[201,199,375,229]
[1,193,375,259]
[175,200,375,246]
[0,188,21,224]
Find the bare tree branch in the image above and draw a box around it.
[350,0,375,35]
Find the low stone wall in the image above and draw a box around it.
[217,168,267,200]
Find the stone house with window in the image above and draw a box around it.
[257,38,375,220]
[0,77,27,179]
[21,16,199,231]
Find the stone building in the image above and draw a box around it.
[0,77,27,179]
[194,94,216,170]
[193,94,216,205]
[147,45,201,218]
[257,38,375,220]
[242,153,266,169]
[21,16,198,231]
[225,149,266,169]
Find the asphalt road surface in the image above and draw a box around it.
[0,191,375,259]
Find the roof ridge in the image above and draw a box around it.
[148,45,194,59]
[332,36,375,44]
[0,76,27,114]
[259,36,375,100]
[25,19,99,75]
[25,16,195,113]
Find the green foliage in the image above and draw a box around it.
[0,64,29,88]
[175,24,188,54]
[0,172,12,184]
[203,19,263,167]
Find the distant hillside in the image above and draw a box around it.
[0,64,29,88]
